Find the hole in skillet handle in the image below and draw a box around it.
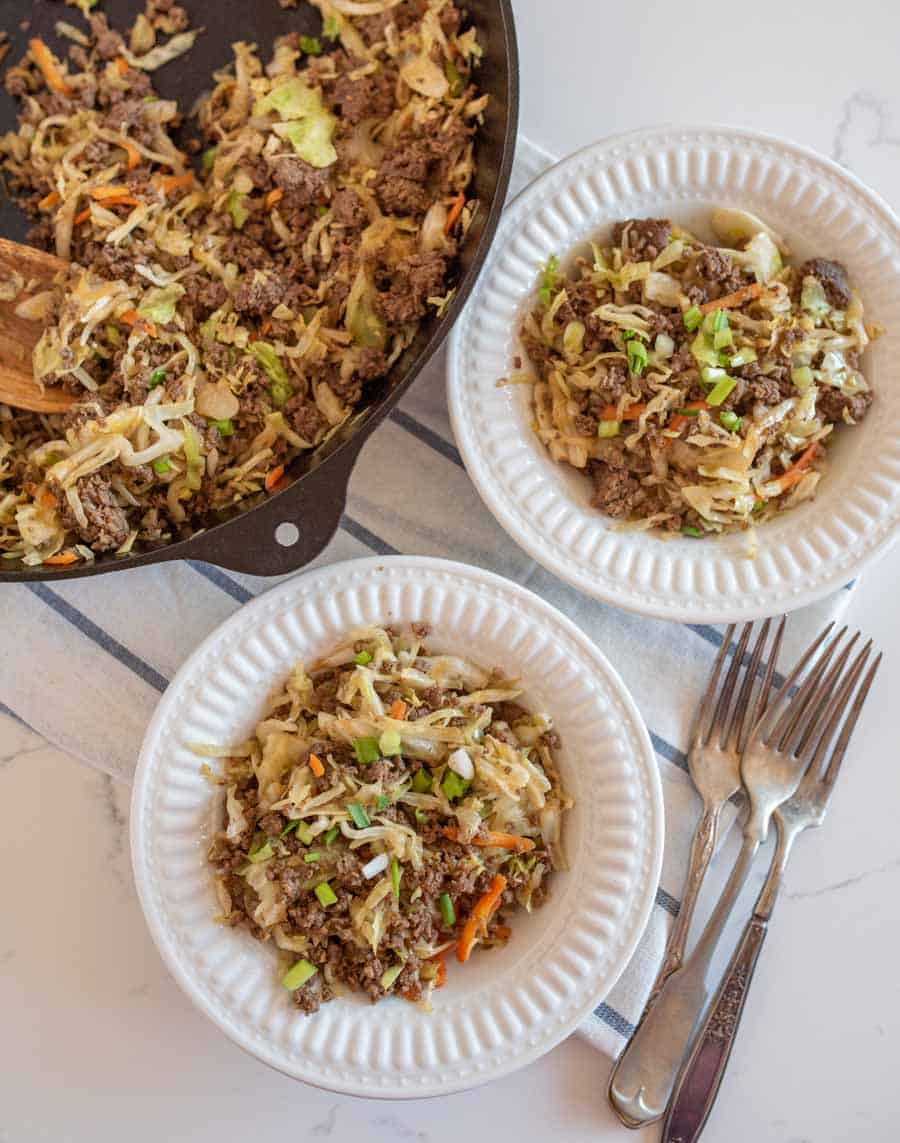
[187,432,363,577]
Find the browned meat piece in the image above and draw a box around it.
[88,14,126,59]
[182,274,228,316]
[330,70,394,125]
[612,218,672,262]
[332,187,368,228]
[283,396,328,442]
[232,271,290,317]
[690,247,746,299]
[375,174,431,216]
[56,473,130,551]
[817,386,872,423]
[271,156,333,203]
[375,252,447,323]
[589,463,645,517]
[799,258,851,309]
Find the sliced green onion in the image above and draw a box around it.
[296,822,314,846]
[201,146,217,172]
[414,808,427,825]
[227,188,249,230]
[719,411,743,432]
[390,857,401,900]
[712,308,729,333]
[626,338,648,376]
[706,375,738,407]
[299,35,322,54]
[280,819,300,838]
[729,346,757,367]
[282,958,317,990]
[713,327,733,350]
[597,420,621,439]
[380,963,404,990]
[676,407,702,418]
[683,306,703,331]
[439,893,456,927]
[314,881,338,907]
[152,457,171,475]
[211,418,234,437]
[621,329,636,342]
[353,650,372,665]
[701,365,728,387]
[682,525,704,538]
[441,770,470,801]
[148,368,166,388]
[324,825,340,846]
[376,795,391,811]
[791,365,814,391]
[353,736,380,764]
[322,13,340,38]
[247,839,273,863]
[347,803,370,829]
[411,769,432,794]
[378,729,402,757]
[303,852,321,863]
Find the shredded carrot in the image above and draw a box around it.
[29,39,71,96]
[664,399,709,447]
[90,186,140,206]
[456,874,508,963]
[308,753,325,778]
[444,192,466,234]
[265,464,285,493]
[120,309,157,338]
[115,56,129,76]
[121,140,142,171]
[599,402,648,422]
[265,187,284,209]
[157,172,195,197]
[39,489,59,510]
[44,550,79,567]
[699,282,766,315]
[259,319,272,336]
[432,948,449,989]
[770,442,822,495]
[389,699,407,720]
[73,208,92,226]
[443,826,535,853]
[37,190,60,211]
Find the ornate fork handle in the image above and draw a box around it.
[662,916,768,1143]
[656,805,721,988]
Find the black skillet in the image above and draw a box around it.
[0,0,518,580]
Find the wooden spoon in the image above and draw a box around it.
[0,236,76,414]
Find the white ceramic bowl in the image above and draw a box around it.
[448,125,900,622]
[130,556,663,1097]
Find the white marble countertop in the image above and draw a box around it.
[4,1,900,1140]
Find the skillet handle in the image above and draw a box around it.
[188,437,364,578]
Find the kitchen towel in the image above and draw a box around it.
[0,135,854,1058]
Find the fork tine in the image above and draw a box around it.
[693,623,736,746]
[773,627,848,752]
[762,625,844,748]
[739,615,786,749]
[802,641,876,780]
[820,652,882,791]
[755,620,833,743]
[710,622,753,746]
[724,618,770,749]
[788,632,861,758]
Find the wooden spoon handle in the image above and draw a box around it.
[0,236,75,413]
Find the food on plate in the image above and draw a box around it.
[516,210,877,536]
[205,623,571,1013]
[0,0,485,565]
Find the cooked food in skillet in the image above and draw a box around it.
[205,623,571,1013]
[517,211,877,537]
[0,0,485,566]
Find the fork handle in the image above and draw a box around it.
[656,805,721,988]
[662,916,768,1143]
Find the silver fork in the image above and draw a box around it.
[609,622,846,1128]
[608,619,783,1128]
[663,637,881,1143]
